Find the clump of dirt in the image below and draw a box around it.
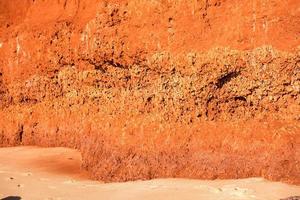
[0,0,299,184]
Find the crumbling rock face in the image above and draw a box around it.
[0,0,299,184]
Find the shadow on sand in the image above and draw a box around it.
[280,197,300,200]
[1,196,21,200]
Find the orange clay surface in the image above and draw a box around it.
[0,0,299,184]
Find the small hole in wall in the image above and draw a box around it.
[234,96,247,102]
[16,125,24,144]
[217,71,240,88]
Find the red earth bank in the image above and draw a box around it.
[0,0,299,184]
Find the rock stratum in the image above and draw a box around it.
[0,0,299,184]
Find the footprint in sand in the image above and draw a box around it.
[219,185,257,199]
[21,172,33,176]
[4,177,14,181]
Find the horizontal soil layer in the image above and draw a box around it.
[0,105,299,184]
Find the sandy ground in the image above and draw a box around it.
[0,147,299,200]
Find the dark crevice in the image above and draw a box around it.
[83,58,127,72]
[82,58,106,73]
[94,65,106,73]
[63,0,68,9]
[216,71,240,88]
[234,96,247,102]
[104,60,127,69]
[16,124,24,144]
[205,96,214,118]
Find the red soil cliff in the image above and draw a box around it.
[0,0,299,184]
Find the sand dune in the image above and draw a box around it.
[0,147,299,200]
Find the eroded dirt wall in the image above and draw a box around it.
[0,0,299,184]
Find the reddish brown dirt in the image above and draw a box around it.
[0,0,299,184]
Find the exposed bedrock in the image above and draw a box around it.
[0,0,299,184]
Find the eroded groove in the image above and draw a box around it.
[216,71,240,88]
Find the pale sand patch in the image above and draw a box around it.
[0,146,299,200]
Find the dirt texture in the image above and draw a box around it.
[0,0,299,184]
[1,147,300,200]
